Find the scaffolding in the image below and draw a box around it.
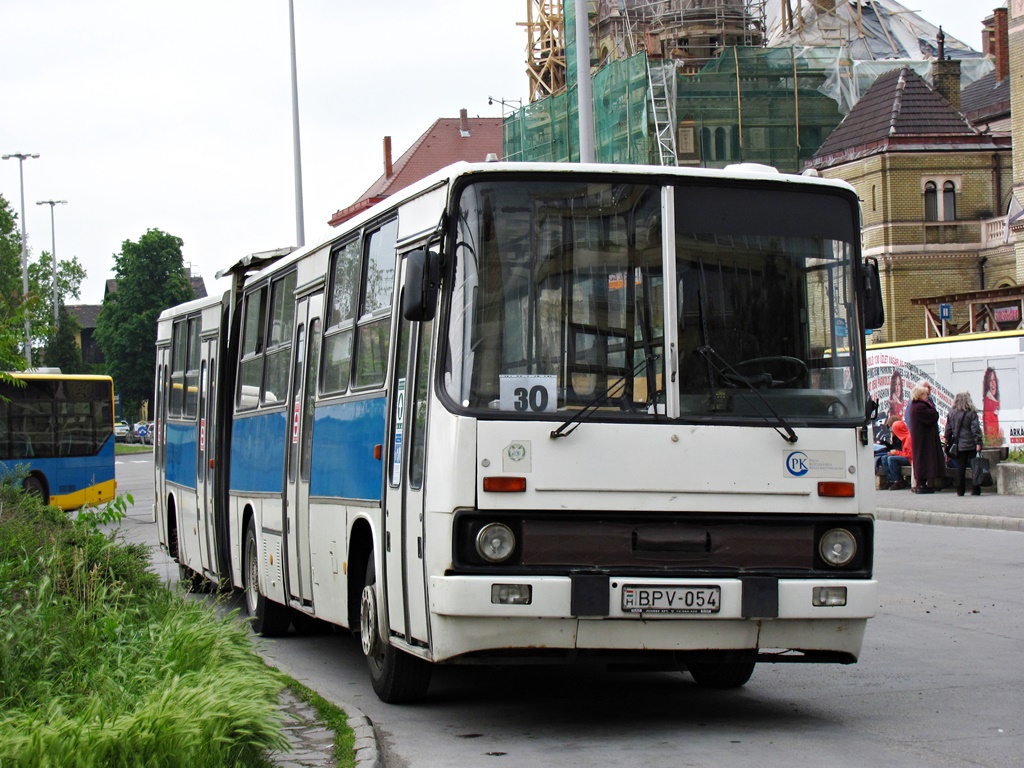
[526,0,568,102]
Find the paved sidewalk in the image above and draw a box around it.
[875,486,1024,531]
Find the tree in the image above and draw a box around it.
[0,194,29,370]
[94,229,194,418]
[43,304,86,374]
[28,251,87,345]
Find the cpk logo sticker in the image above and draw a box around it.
[786,451,809,476]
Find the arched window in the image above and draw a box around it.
[700,128,712,163]
[924,181,938,221]
[714,127,727,161]
[942,181,956,221]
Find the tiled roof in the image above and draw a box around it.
[103,275,206,300]
[328,115,503,227]
[67,304,101,329]
[810,66,978,168]
[960,70,1010,123]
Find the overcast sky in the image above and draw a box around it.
[1,1,995,306]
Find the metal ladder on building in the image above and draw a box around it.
[647,58,678,166]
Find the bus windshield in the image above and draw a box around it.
[444,176,865,425]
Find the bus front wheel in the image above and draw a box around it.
[359,558,431,703]
[679,652,756,689]
[243,519,291,637]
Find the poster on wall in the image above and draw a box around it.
[866,332,1024,449]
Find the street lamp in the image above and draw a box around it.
[288,0,305,248]
[36,199,68,324]
[2,152,40,366]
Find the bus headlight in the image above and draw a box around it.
[476,523,516,563]
[818,528,857,567]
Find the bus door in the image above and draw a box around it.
[285,294,321,608]
[196,338,219,577]
[155,346,169,539]
[384,284,432,646]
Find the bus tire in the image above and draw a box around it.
[360,558,431,703]
[22,475,48,505]
[244,519,291,637]
[178,562,208,593]
[680,652,756,689]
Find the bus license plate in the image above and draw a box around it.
[621,585,721,614]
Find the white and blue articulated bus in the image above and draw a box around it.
[155,161,885,702]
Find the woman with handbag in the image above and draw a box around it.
[943,391,985,496]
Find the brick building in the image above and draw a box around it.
[806,51,1013,343]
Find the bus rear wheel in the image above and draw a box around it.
[243,519,291,637]
[22,475,48,505]
[359,558,431,703]
[679,652,756,689]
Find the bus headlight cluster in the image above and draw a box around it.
[818,528,857,567]
[475,523,516,563]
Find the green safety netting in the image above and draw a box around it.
[505,42,851,173]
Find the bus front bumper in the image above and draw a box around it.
[426,574,876,662]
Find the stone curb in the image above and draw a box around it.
[876,507,1024,532]
[348,713,384,768]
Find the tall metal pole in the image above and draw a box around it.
[2,152,40,366]
[574,0,596,163]
[288,0,305,247]
[37,199,68,323]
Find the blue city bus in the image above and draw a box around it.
[156,162,885,703]
[0,372,117,509]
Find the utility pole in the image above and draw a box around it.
[37,199,68,323]
[3,152,40,366]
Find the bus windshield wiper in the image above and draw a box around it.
[696,346,799,444]
[550,354,659,439]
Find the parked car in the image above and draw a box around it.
[114,420,130,442]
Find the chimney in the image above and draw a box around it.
[931,28,962,112]
[383,136,393,179]
[994,7,1009,82]
[459,108,470,138]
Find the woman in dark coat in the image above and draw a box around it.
[943,391,985,496]
[906,384,945,493]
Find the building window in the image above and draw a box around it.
[942,181,956,221]
[924,181,938,221]
[923,177,959,222]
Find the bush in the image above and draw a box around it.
[0,485,287,767]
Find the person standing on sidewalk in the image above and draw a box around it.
[944,391,985,496]
[907,384,945,494]
[880,419,912,490]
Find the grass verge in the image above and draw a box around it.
[0,484,290,767]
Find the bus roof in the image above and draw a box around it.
[5,372,113,382]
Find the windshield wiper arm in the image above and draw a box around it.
[550,354,659,439]
[696,346,799,444]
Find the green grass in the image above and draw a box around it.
[0,484,293,767]
[115,442,153,455]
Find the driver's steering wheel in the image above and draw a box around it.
[721,356,809,389]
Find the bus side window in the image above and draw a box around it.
[263,272,297,405]
[354,219,397,389]
[170,319,188,417]
[184,317,201,418]
[322,238,360,394]
[238,287,268,409]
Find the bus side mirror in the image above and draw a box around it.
[403,249,440,322]
[862,257,884,330]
